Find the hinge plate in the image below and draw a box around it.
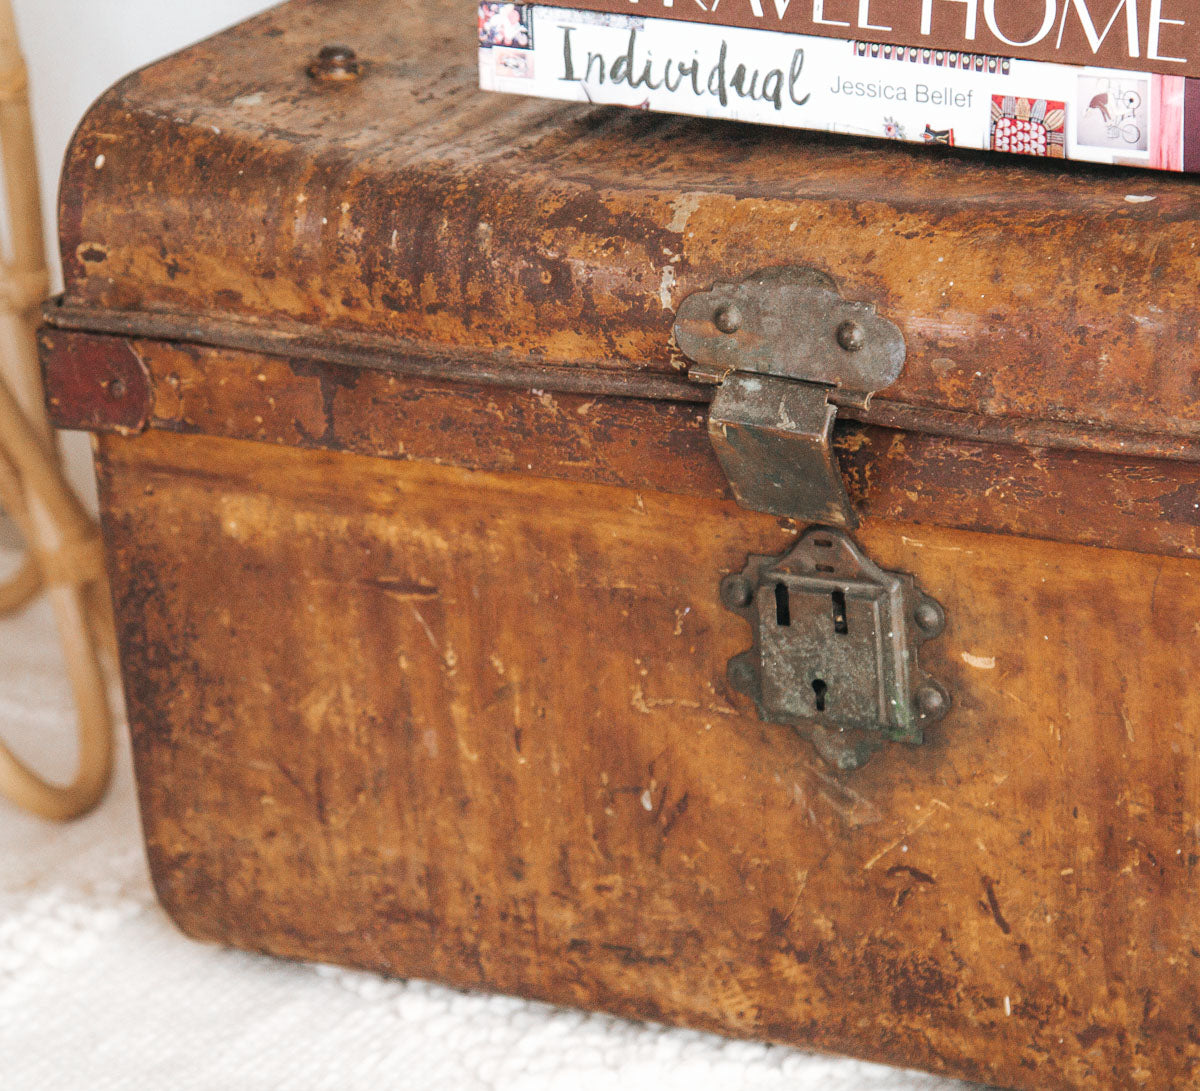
[721,528,950,771]
[675,267,906,528]
[674,266,905,402]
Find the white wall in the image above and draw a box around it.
[15,0,280,285]
[10,0,279,499]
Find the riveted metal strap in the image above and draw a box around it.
[675,266,906,528]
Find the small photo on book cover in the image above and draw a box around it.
[1077,75,1150,152]
[479,3,534,49]
[991,96,1067,158]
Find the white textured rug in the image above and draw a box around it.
[0,593,974,1091]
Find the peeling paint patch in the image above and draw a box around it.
[667,193,701,233]
[659,265,677,310]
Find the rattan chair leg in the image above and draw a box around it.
[0,1,116,820]
[0,549,40,614]
[0,376,114,819]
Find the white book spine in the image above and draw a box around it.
[478,3,1189,173]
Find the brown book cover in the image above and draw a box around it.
[518,0,1198,78]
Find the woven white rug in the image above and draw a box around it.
[0,592,974,1091]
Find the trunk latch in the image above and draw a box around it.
[676,267,949,770]
[676,265,906,529]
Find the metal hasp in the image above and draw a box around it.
[722,528,950,772]
[675,266,906,528]
[676,268,948,769]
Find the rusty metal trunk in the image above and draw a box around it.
[39,2,1200,1088]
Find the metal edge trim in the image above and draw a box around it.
[42,299,1200,465]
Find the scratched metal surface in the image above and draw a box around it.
[50,3,1200,1089]
[97,429,1200,1091]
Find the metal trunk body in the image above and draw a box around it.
[42,2,1200,1087]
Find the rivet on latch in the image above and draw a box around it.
[308,45,361,83]
[916,685,948,717]
[913,600,945,635]
[721,573,754,609]
[836,320,866,353]
[713,304,743,334]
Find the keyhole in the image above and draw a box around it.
[812,678,828,712]
[832,590,848,634]
[775,583,791,627]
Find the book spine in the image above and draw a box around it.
[512,0,1199,81]
[479,3,1195,174]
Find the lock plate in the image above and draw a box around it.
[721,528,949,770]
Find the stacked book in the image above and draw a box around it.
[479,1,1200,173]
